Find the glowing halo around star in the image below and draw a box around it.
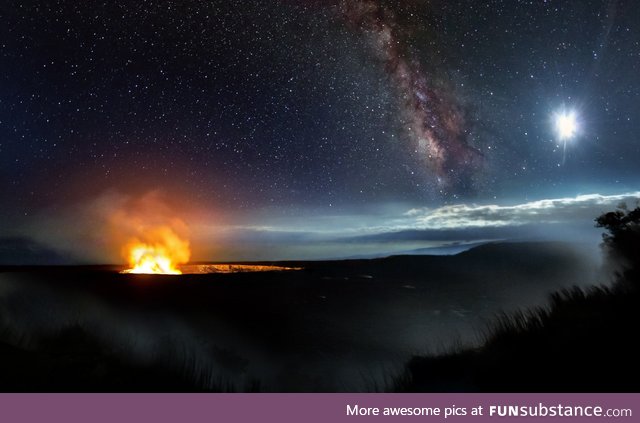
[554,110,579,140]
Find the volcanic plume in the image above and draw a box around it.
[105,192,191,275]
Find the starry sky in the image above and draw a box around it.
[1,0,639,262]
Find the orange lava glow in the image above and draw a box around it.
[181,264,303,274]
[121,226,190,275]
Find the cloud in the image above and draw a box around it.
[404,192,640,230]
[204,191,640,247]
[10,190,640,263]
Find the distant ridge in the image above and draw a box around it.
[332,241,492,260]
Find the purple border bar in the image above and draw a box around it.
[0,393,636,423]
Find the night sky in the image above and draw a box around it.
[1,0,639,262]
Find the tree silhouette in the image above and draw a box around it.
[595,204,640,285]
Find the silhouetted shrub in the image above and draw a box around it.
[596,204,640,286]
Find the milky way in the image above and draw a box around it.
[336,0,483,191]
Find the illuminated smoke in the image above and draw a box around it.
[106,191,191,274]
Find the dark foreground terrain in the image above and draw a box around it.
[0,241,610,392]
[395,283,640,392]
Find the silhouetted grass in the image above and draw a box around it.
[394,279,640,392]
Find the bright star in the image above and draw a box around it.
[554,111,578,140]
